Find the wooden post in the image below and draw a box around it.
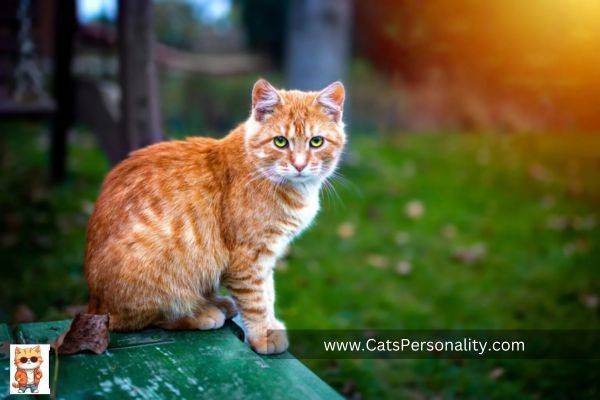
[51,0,76,182]
[286,0,352,90]
[118,0,162,155]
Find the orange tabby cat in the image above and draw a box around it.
[85,79,346,354]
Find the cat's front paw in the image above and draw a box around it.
[249,329,289,355]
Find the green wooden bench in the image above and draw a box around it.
[0,319,341,399]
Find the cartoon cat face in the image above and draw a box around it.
[14,346,42,370]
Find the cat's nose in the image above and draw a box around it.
[292,161,307,172]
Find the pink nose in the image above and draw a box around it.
[293,162,307,172]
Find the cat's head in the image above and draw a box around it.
[14,346,42,370]
[244,79,346,185]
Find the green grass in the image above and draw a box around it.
[1,122,598,399]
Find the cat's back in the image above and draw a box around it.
[86,136,224,246]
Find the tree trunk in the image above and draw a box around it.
[285,0,352,90]
[118,0,162,156]
[51,0,76,181]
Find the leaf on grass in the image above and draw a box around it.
[441,224,457,239]
[337,222,355,239]
[405,200,425,220]
[367,254,389,269]
[489,367,505,380]
[452,243,487,265]
[52,313,109,355]
[579,293,598,310]
[395,260,412,275]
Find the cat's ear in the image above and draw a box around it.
[33,345,40,352]
[15,347,22,354]
[252,78,281,122]
[316,81,345,123]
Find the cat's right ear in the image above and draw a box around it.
[252,79,281,122]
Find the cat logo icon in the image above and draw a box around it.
[9,344,51,395]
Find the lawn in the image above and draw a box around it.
[1,122,598,399]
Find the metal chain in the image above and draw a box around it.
[14,0,48,103]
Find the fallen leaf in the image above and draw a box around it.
[489,367,504,380]
[337,222,355,239]
[405,200,425,220]
[441,224,457,239]
[452,243,487,265]
[12,304,35,324]
[53,313,109,355]
[367,254,389,269]
[580,293,599,310]
[395,260,412,275]
[340,379,362,400]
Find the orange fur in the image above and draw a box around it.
[85,79,346,354]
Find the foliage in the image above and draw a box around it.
[0,122,598,398]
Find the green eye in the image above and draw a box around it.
[310,136,324,148]
[273,136,288,148]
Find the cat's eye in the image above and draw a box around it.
[20,357,37,363]
[273,136,288,148]
[309,136,324,148]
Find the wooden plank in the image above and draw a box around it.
[15,320,342,399]
[0,98,56,118]
[0,323,12,395]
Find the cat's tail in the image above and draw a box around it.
[12,383,19,388]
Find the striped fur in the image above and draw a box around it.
[85,79,346,354]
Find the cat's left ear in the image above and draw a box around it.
[252,78,282,122]
[316,81,345,123]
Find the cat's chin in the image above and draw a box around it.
[281,174,321,186]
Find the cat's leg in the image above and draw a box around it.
[156,304,226,330]
[264,268,286,331]
[225,254,288,355]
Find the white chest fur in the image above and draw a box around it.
[285,183,320,237]
[266,184,320,264]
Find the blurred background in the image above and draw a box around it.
[0,0,598,398]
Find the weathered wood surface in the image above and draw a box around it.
[1,321,341,399]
